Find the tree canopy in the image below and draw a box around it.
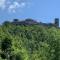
[0,22,60,60]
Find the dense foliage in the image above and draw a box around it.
[0,22,60,60]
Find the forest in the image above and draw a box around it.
[0,20,60,60]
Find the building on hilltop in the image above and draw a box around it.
[12,18,39,25]
[39,18,59,27]
[11,18,59,27]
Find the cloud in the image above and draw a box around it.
[0,0,30,12]
[8,2,20,13]
[0,0,6,9]
[8,1,26,13]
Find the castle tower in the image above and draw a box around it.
[55,18,59,27]
[13,19,19,22]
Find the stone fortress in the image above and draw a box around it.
[3,18,59,27]
[11,18,59,27]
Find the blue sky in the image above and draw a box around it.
[0,0,60,24]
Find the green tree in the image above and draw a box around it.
[1,38,12,60]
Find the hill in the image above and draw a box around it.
[0,19,60,60]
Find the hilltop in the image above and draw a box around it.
[3,18,59,28]
[0,18,60,60]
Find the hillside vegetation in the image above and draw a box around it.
[0,22,60,60]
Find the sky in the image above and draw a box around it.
[0,0,60,24]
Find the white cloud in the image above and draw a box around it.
[8,1,26,13]
[0,0,6,9]
[19,2,26,8]
[0,0,30,12]
[8,2,20,13]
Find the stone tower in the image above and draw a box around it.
[55,18,59,27]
